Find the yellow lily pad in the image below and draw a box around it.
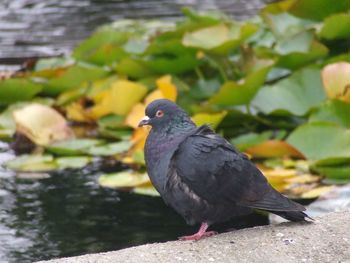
[301,185,335,199]
[13,104,74,146]
[98,171,150,188]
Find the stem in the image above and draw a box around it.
[195,67,205,80]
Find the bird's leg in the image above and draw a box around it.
[178,222,217,241]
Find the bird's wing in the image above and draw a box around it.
[169,125,305,212]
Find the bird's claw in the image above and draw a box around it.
[178,231,218,241]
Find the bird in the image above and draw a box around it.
[138,99,311,241]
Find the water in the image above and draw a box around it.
[0,0,274,70]
[0,142,268,263]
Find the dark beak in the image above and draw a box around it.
[138,116,150,127]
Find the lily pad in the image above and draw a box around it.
[309,100,350,128]
[98,171,150,188]
[85,141,131,156]
[191,111,227,129]
[13,104,74,146]
[252,68,326,116]
[287,122,350,160]
[5,154,57,172]
[133,185,160,197]
[47,139,104,155]
[55,156,91,169]
[320,14,350,40]
[0,79,42,105]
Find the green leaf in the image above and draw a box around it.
[252,68,326,116]
[98,171,150,188]
[289,0,350,21]
[189,78,221,100]
[309,100,350,128]
[312,158,350,180]
[73,29,129,65]
[182,23,257,54]
[97,114,126,129]
[133,185,160,197]
[5,154,57,172]
[0,79,42,105]
[191,111,227,129]
[56,156,91,169]
[85,141,131,156]
[320,14,350,40]
[230,131,274,151]
[47,139,104,155]
[209,65,272,106]
[34,57,75,71]
[43,63,109,96]
[287,122,350,160]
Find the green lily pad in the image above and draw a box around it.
[115,58,153,79]
[85,141,131,156]
[209,65,272,106]
[98,171,150,188]
[252,68,326,116]
[0,79,42,105]
[288,0,350,21]
[312,162,350,180]
[55,156,91,169]
[47,139,104,155]
[231,131,274,151]
[42,63,109,96]
[287,122,350,160]
[309,100,350,128]
[320,14,350,40]
[5,154,57,172]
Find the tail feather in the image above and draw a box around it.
[271,210,313,222]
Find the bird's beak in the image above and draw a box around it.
[138,116,150,127]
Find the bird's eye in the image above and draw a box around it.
[156,110,164,118]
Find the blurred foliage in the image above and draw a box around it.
[2,0,350,199]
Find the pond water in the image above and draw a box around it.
[0,142,268,263]
[0,0,274,70]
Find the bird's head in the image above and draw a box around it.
[138,99,195,132]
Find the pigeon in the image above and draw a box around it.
[139,99,310,241]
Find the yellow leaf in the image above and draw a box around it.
[144,90,164,106]
[285,174,320,184]
[133,185,160,196]
[66,101,92,122]
[191,111,227,129]
[13,104,74,145]
[301,185,335,199]
[155,75,177,102]
[98,171,150,188]
[125,103,146,129]
[90,80,147,118]
[246,140,305,158]
[322,62,350,102]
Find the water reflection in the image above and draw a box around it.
[0,0,274,68]
[0,143,268,262]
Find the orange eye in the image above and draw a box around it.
[156,110,164,118]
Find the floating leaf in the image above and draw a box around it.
[0,79,42,105]
[231,131,274,151]
[245,140,304,159]
[321,62,350,102]
[320,14,350,40]
[301,186,335,199]
[125,103,145,129]
[13,104,74,146]
[287,122,350,160]
[182,23,257,54]
[85,141,131,156]
[309,100,350,128]
[42,63,108,96]
[252,68,326,115]
[56,156,91,169]
[133,185,160,197]
[5,154,57,172]
[47,139,103,155]
[90,80,148,118]
[289,0,350,21]
[156,75,177,102]
[98,171,150,188]
[209,65,272,106]
[191,111,227,129]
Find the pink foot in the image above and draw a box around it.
[178,222,217,241]
[179,231,217,241]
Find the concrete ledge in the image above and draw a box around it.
[38,209,350,263]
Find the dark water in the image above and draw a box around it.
[0,0,274,70]
[0,142,268,263]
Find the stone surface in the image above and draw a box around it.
[38,209,350,263]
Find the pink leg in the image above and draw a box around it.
[178,222,217,241]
